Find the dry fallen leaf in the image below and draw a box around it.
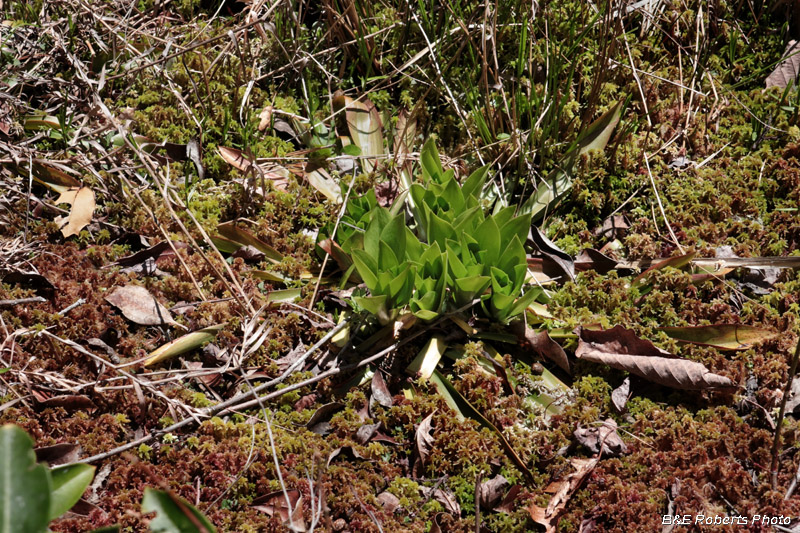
[526,328,571,374]
[371,371,393,408]
[56,186,95,238]
[573,418,628,457]
[575,326,735,390]
[413,412,435,478]
[105,284,180,328]
[611,377,630,413]
[766,40,800,89]
[530,457,598,533]
[478,474,510,510]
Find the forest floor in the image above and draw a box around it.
[2,0,800,531]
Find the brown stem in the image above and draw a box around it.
[770,333,800,489]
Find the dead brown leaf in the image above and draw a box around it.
[56,186,95,238]
[105,284,180,328]
[370,371,393,408]
[573,418,628,456]
[35,443,81,466]
[478,474,510,510]
[575,325,735,390]
[611,377,630,413]
[413,412,435,478]
[530,458,598,533]
[526,328,570,374]
[766,40,800,89]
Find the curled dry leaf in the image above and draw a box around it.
[611,377,630,413]
[525,328,570,374]
[34,443,81,466]
[529,226,575,282]
[530,457,598,533]
[306,402,344,435]
[371,371,393,408]
[573,418,628,457]
[56,186,95,238]
[105,284,179,328]
[413,412,435,478]
[377,491,401,513]
[575,326,735,390]
[575,248,618,275]
[353,422,380,445]
[419,486,461,516]
[478,474,510,510]
[111,240,187,276]
[251,489,306,531]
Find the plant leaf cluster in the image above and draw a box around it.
[329,139,540,323]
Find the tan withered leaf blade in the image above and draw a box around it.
[105,284,179,328]
[575,325,735,390]
[334,92,385,173]
[659,324,779,351]
[57,187,95,238]
[766,40,800,89]
[529,457,598,533]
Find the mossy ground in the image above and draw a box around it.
[1,0,800,531]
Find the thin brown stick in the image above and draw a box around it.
[771,334,800,489]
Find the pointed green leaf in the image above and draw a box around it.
[351,249,379,291]
[141,488,217,533]
[461,165,489,201]
[474,217,501,264]
[0,424,52,533]
[49,463,95,521]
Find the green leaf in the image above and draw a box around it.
[141,488,217,533]
[351,249,379,291]
[341,143,362,156]
[420,138,444,182]
[145,325,225,367]
[49,463,95,521]
[0,424,52,533]
[425,208,455,250]
[474,217,501,264]
[378,240,399,271]
[454,275,491,306]
[439,178,464,213]
[499,214,532,248]
[461,165,489,201]
[380,213,407,261]
[354,294,389,316]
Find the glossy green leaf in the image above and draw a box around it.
[351,249,379,291]
[461,165,489,201]
[354,295,389,316]
[141,488,217,533]
[0,424,52,533]
[49,463,95,521]
[145,325,225,367]
[473,217,501,264]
